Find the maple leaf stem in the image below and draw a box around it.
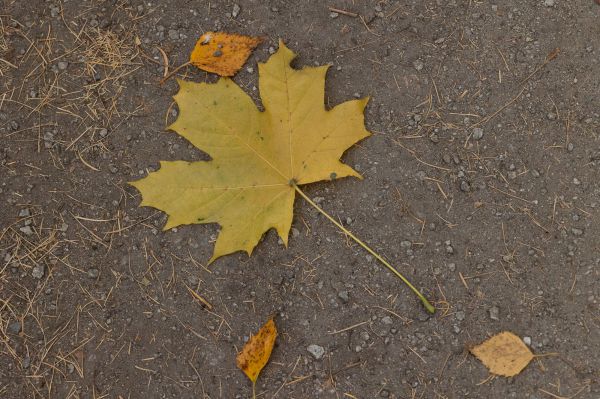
[252,382,256,399]
[293,183,435,314]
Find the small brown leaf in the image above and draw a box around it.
[189,31,262,76]
[236,318,277,383]
[470,331,534,377]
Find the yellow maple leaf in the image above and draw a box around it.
[131,40,370,262]
[236,318,277,387]
[470,331,534,377]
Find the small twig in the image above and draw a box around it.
[328,7,358,17]
[160,61,191,85]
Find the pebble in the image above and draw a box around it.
[8,321,21,334]
[544,0,555,6]
[43,131,54,149]
[488,306,500,321]
[523,336,532,346]
[455,310,465,321]
[32,264,45,279]
[338,290,349,303]
[571,228,584,236]
[413,59,424,71]
[381,316,393,325]
[329,12,339,18]
[168,29,179,40]
[472,127,484,140]
[20,226,33,236]
[57,61,69,70]
[400,240,412,249]
[460,181,471,192]
[18,209,30,217]
[547,112,557,120]
[307,344,325,359]
[447,263,456,272]
[232,4,241,18]
[87,268,99,279]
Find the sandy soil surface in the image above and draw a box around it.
[1,1,599,398]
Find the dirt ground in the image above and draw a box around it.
[1,0,599,398]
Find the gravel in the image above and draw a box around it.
[232,4,240,18]
[307,344,325,360]
[19,226,33,236]
[488,306,500,321]
[338,290,349,303]
[472,127,484,140]
[8,321,21,334]
[32,264,45,279]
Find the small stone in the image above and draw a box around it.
[455,310,465,321]
[43,131,54,149]
[307,344,325,359]
[571,228,584,236]
[168,29,179,40]
[446,245,454,255]
[381,316,393,325]
[447,263,456,272]
[57,61,69,70]
[460,181,471,192]
[547,112,557,120]
[413,59,424,71]
[213,50,222,57]
[232,4,241,18]
[67,363,75,374]
[472,127,484,140]
[329,12,339,18]
[99,128,108,138]
[400,240,412,249]
[8,321,21,334]
[338,290,349,303]
[488,306,500,321]
[18,209,30,217]
[380,389,390,398]
[19,226,33,236]
[523,336,532,346]
[87,268,99,279]
[32,264,45,279]
[544,0,555,6]
[291,227,300,238]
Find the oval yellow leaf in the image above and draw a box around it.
[236,318,277,383]
[189,31,262,76]
[470,331,534,377]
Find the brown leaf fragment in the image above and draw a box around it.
[236,318,277,383]
[470,331,534,377]
[189,31,262,76]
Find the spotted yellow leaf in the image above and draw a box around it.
[236,318,277,384]
[189,31,262,76]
